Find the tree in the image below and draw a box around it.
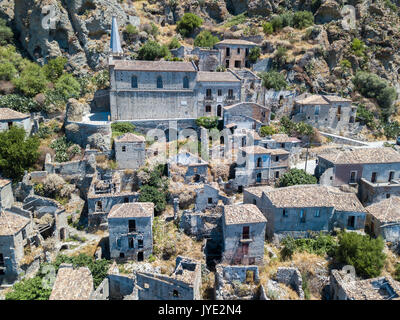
[54,73,81,100]
[195,116,219,129]
[260,71,287,90]
[0,60,17,81]
[176,13,203,37]
[293,11,314,29]
[260,125,277,137]
[111,122,136,134]
[0,126,40,181]
[0,94,40,113]
[248,47,261,63]
[5,276,51,300]
[336,232,386,278]
[139,185,167,214]
[194,31,219,48]
[276,168,317,187]
[0,18,13,45]
[43,57,67,82]
[137,41,170,61]
[13,62,48,97]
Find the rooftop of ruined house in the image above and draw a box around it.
[240,146,270,155]
[172,260,201,285]
[296,94,352,105]
[267,148,290,155]
[197,71,240,82]
[169,152,208,166]
[271,134,301,143]
[232,128,262,141]
[366,196,400,223]
[0,108,30,121]
[264,185,365,212]
[215,39,257,46]
[111,60,196,72]
[114,132,146,143]
[318,147,400,164]
[49,266,94,300]
[108,202,154,219]
[245,186,274,198]
[0,210,30,236]
[331,269,400,300]
[0,178,11,188]
[224,204,267,225]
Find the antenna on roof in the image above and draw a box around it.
[110,16,123,58]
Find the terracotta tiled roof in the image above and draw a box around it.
[244,186,274,198]
[108,202,154,219]
[215,39,257,46]
[296,94,352,106]
[224,204,267,225]
[0,108,29,121]
[240,146,270,154]
[197,71,240,82]
[366,196,400,223]
[318,147,400,164]
[331,270,400,300]
[114,132,145,143]
[267,148,290,155]
[50,266,94,300]
[112,60,197,72]
[0,210,30,236]
[264,185,365,212]
[0,179,11,188]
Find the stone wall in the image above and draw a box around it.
[275,267,304,299]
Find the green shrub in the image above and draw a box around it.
[356,105,376,130]
[279,116,314,138]
[340,59,352,70]
[395,264,400,281]
[383,121,400,139]
[216,65,226,72]
[111,122,136,135]
[224,12,247,28]
[0,94,40,113]
[137,41,170,60]
[0,18,13,45]
[248,47,261,63]
[0,126,40,181]
[276,168,317,188]
[139,185,167,214]
[176,13,203,37]
[262,22,274,34]
[293,11,314,29]
[336,232,386,279]
[260,71,287,90]
[54,73,81,100]
[351,38,365,57]
[50,136,75,163]
[5,276,52,300]
[260,125,277,137]
[125,24,138,35]
[92,70,110,90]
[271,15,283,32]
[194,31,219,48]
[195,116,219,129]
[168,37,182,50]
[274,46,288,66]
[0,60,17,80]
[43,57,67,82]
[13,62,48,97]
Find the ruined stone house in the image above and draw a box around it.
[291,94,358,134]
[260,134,301,154]
[214,39,258,69]
[330,269,400,300]
[223,102,270,131]
[108,202,154,261]
[315,147,400,205]
[114,133,146,170]
[0,108,32,134]
[49,264,94,300]
[135,256,202,300]
[366,196,400,243]
[0,179,14,209]
[222,204,267,265]
[194,183,232,212]
[244,184,366,240]
[168,152,209,183]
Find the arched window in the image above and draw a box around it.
[157,76,163,88]
[183,76,189,89]
[131,76,138,88]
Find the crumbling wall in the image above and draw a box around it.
[275,267,304,299]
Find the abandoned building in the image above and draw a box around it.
[0,108,32,134]
[260,134,302,153]
[135,256,202,300]
[366,196,400,243]
[87,170,138,227]
[245,184,366,240]
[330,269,400,300]
[215,264,261,300]
[233,146,289,191]
[168,152,209,183]
[223,102,270,131]
[0,179,14,209]
[170,46,221,72]
[194,183,232,212]
[315,147,400,205]
[108,202,154,261]
[0,208,36,284]
[214,39,258,69]
[222,204,267,265]
[291,94,358,133]
[49,264,94,300]
[114,133,146,170]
